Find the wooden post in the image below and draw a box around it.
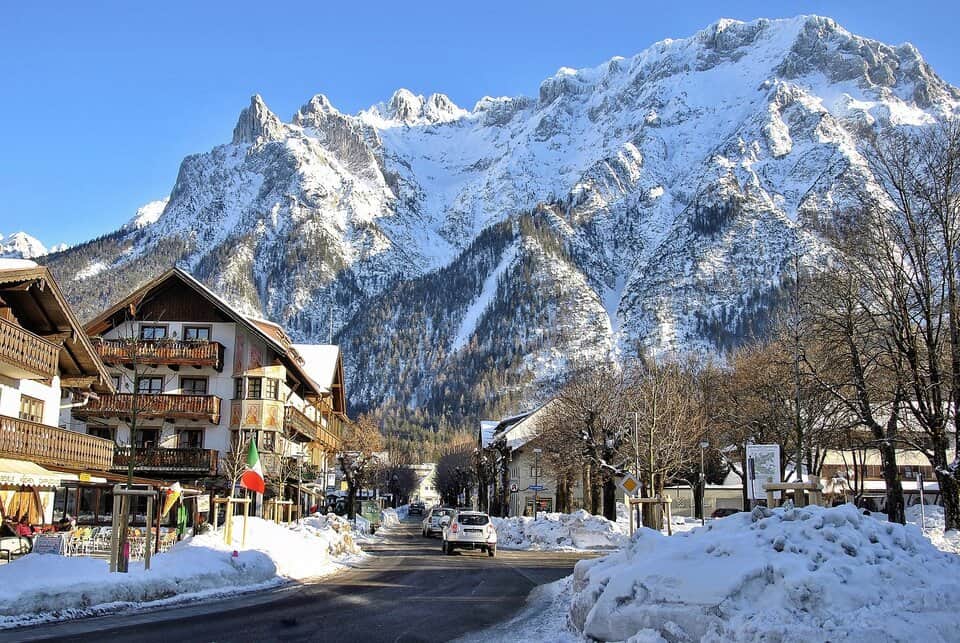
[225,497,233,546]
[664,497,673,536]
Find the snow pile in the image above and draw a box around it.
[0,515,361,628]
[380,505,410,527]
[906,504,960,554]
[493,510,628,551]
[569,504,960,642]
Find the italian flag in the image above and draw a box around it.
[240,440,265,494]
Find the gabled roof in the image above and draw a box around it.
[291,344,347,414]
[490,400,557,451]
[0,260,112,392]
[84,267,333,400]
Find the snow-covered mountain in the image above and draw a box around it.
[45,15,960,421]
[0,232,67,259]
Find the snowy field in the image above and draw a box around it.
[0,513,364,629]
[471,504,960,642]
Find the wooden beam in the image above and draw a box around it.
[61,376,97,389]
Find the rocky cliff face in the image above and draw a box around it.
[44,15,960,422]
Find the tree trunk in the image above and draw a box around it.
[589,467,602,516]
[499,456,511,517]
[602,476,617,521]
[347,483,357,520]
[582,464,593,514]
[878,442,905,524]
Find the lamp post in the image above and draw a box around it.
[699,440,710,525]
[533,448,542,519]
[293,452,306,521]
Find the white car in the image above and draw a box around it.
[441,511,497,557]
[422,507,455,538]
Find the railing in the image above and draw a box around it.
[113,447,218,475]
[74,394,222,423]
[0,415,114,471]
[0,317,59,379]
[284,406,317,441]
[93,338,224,371]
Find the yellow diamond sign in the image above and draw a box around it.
[619,474,641,496]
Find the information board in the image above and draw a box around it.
[746,444,782,500]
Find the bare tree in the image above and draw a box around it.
[434,436,476,507]
[836,122,960,528]
[337,414,383,519]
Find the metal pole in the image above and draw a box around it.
[533,448,542,519]
[917,471,926,531]
[700,445,705,526]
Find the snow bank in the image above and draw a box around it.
[0,514,360,628]
[380,505,409,528]
[493,510,628,551]
[569,504,960,642]
[906,504,960,554]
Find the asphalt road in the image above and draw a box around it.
[3,516,590,643]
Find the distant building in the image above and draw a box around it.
[409,463,440,506]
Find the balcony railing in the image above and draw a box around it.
[284,406,318,441]
[113,447,218,475]
[93,338,225,372]
[0,415,114,471]
[0,317,59,380]
[74,394,222,424]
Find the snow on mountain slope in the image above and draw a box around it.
[44,15,960,418]
[0,232,66,259]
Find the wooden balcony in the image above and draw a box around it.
[93,338,225,372]
[0,316,59,380]
[0,415,114,471]
[284,406,318,441]
[112,447,218,475]
[74,394,222,424]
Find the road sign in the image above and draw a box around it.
[528,484,546,492]
[509,482,519,493]
[618,473,641,496]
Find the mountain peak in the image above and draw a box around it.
[0,231,53,259]
[232,94,285,144]
[363,88,467,126]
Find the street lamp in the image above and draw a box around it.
[533,448,542,519]
[699,440,710,525]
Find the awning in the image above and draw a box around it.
[0,458,107,488]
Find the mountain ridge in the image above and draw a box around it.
[41,14,960,424]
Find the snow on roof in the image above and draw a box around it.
[0,258,39,270]
[291,344,340,391]
[479,421,499,447]
[500,400,557,450]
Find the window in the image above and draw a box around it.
[111,375,121,391]
[260,430,276,452]
[133,428,160,449]
[177,429,203,449]
[247,377,262,399]
[139,325,167,340]
[19,395,44,423]
[264,378,279,400]
[234,378,244,400]
[136,376,164,395]
[183,326,210,341]
[181,377,208,395]
[529,465,543,478]
[87,426,114,441]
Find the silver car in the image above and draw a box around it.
[422,507,455,538]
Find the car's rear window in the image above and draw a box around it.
[458,514,489,526]
[438,509,455,516]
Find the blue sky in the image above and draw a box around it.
[2,1,958,248]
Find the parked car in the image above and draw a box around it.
[710,507,741,519]
[441,511,497,557]
[422,507,456,537]
[409,502,425,516]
